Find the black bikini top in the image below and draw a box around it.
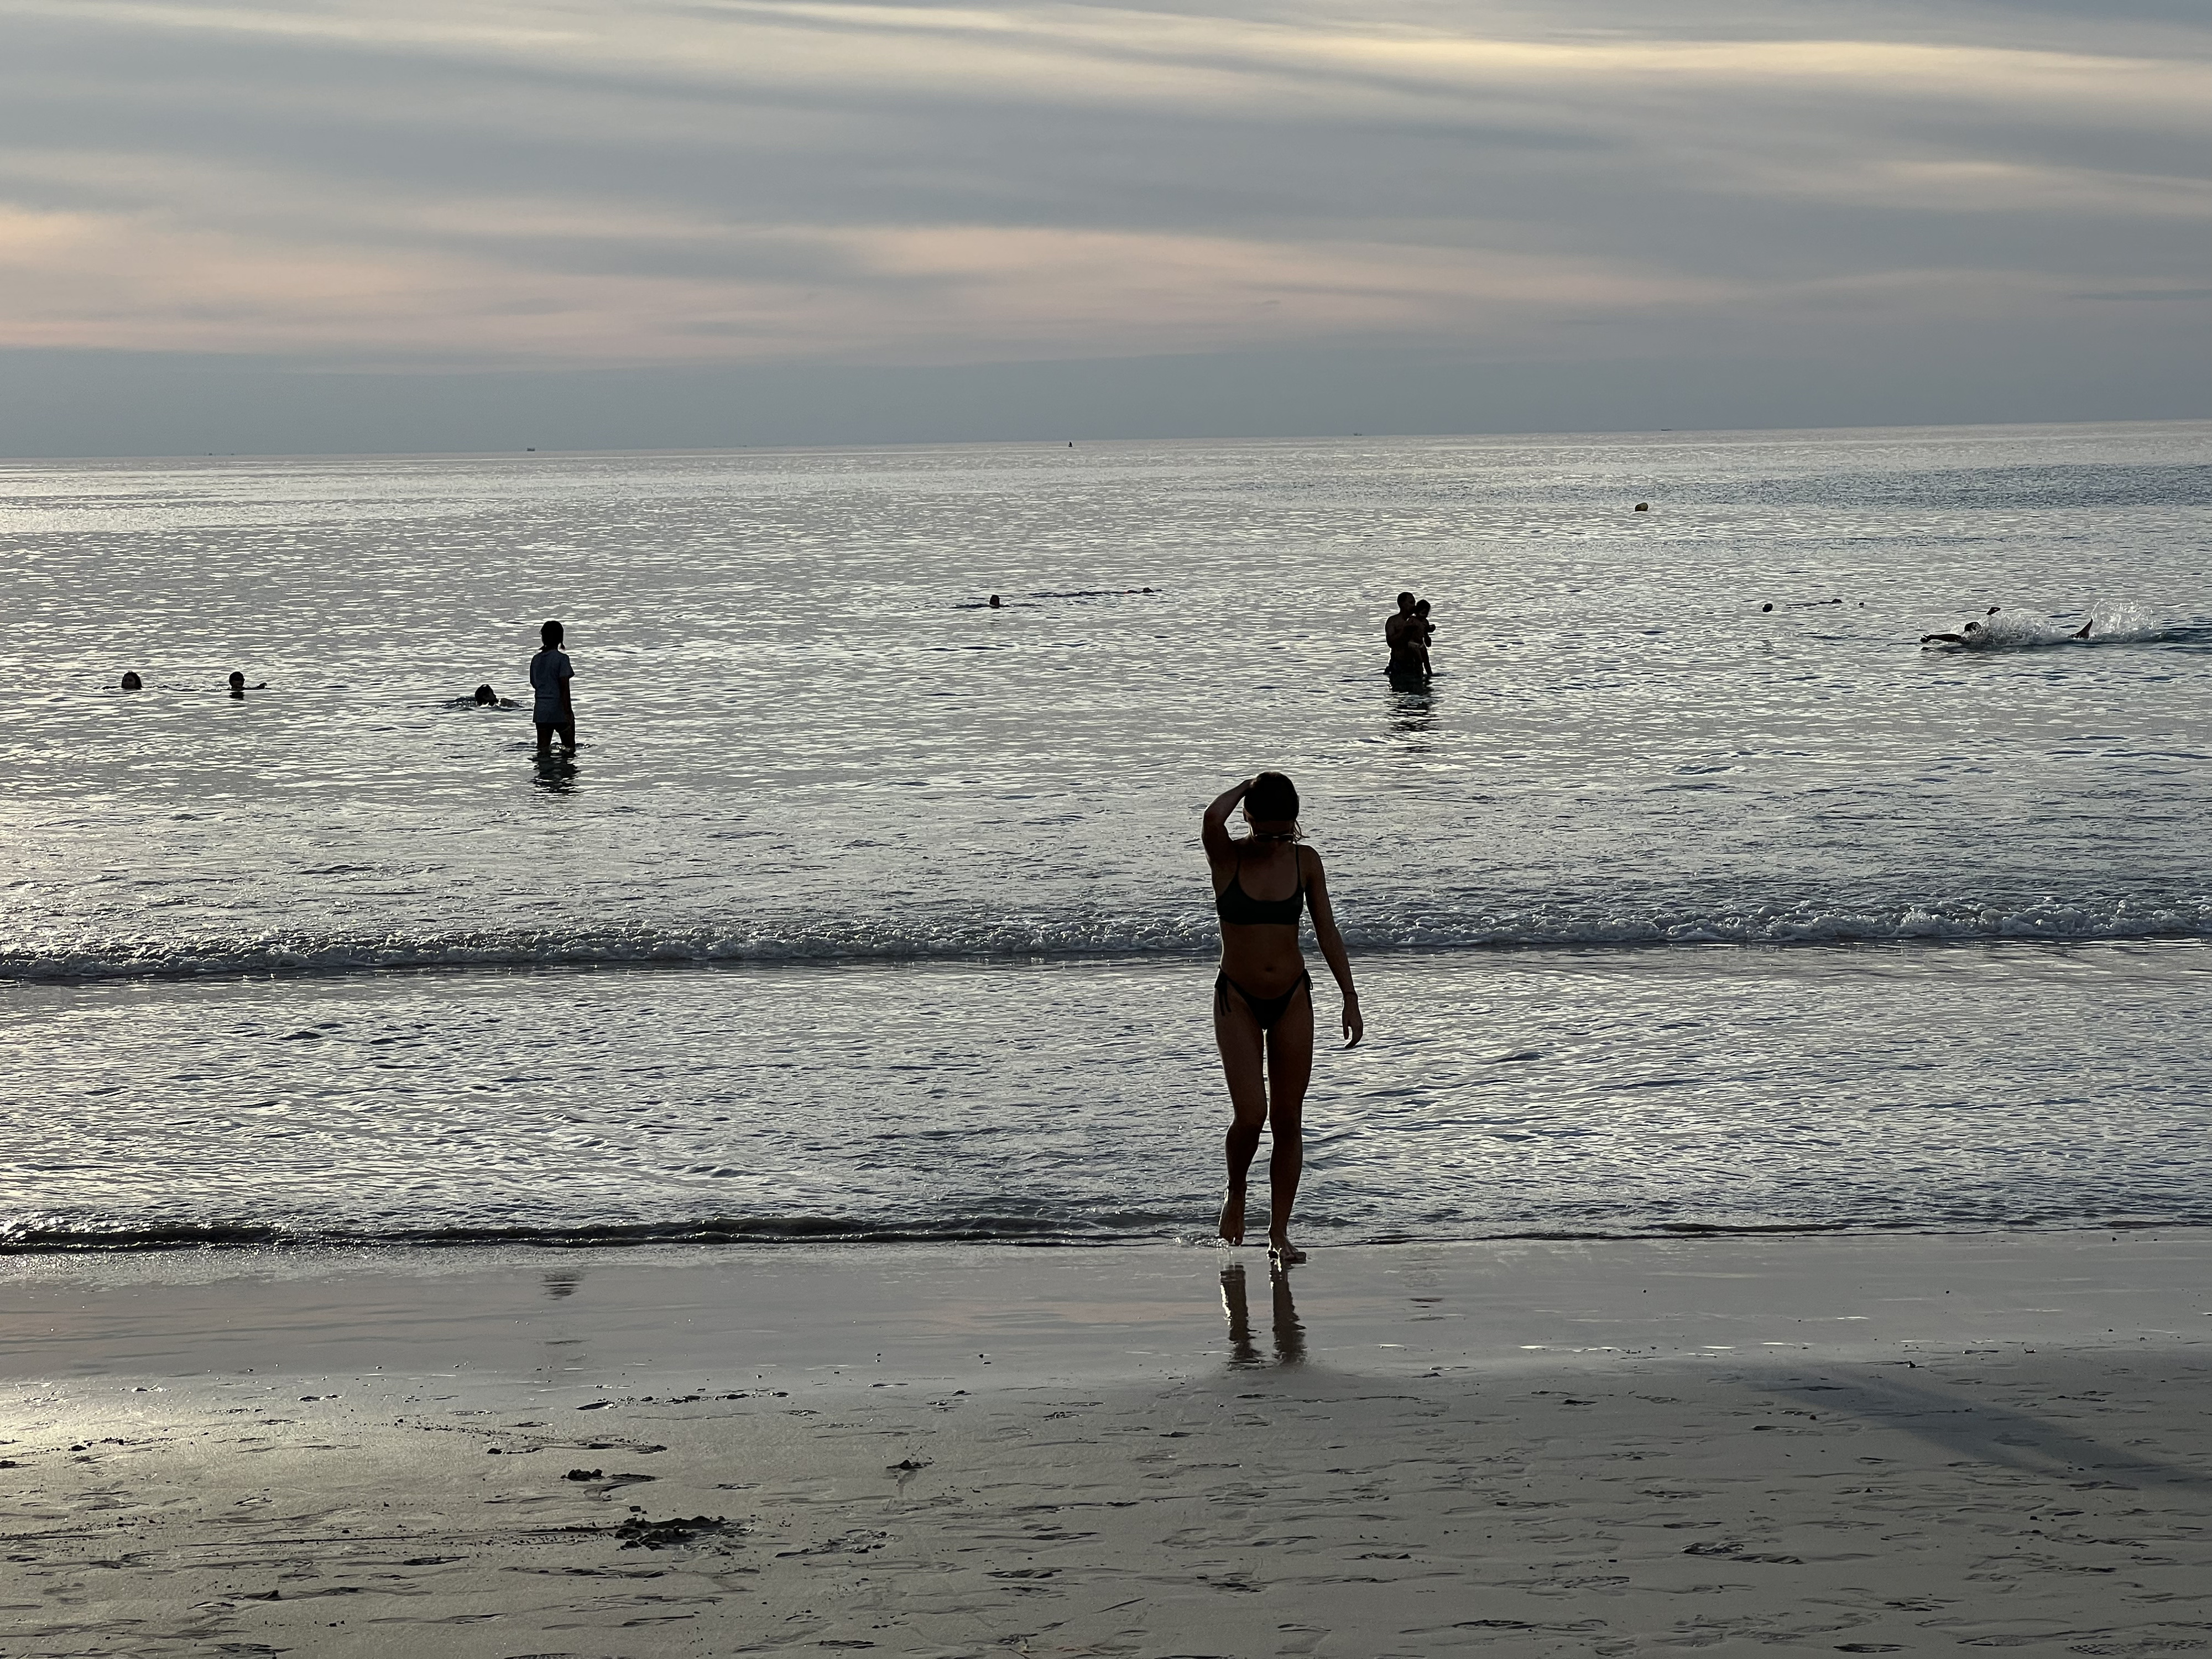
[1215,841,1306,926]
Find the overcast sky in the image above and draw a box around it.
[3,0,2208,454]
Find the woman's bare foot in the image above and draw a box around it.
[1218,1190,1247,1245]
[1267,1234,1306,1265]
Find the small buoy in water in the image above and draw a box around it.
[1761,603,1773,613]
[1634,502,1650,512]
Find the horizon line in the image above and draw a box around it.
[4,412,2207,468]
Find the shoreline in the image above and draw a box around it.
[4,1212,2204,1256]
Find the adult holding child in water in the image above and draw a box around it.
[1384,591,1426,680]
[1204,772,1362,1265]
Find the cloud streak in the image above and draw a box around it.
[0,0,2206,396]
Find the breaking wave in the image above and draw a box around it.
[8,891,2207,983]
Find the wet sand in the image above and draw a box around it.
[3,1232,2209,1656]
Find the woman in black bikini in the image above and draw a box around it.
[1203,773,1362,1263]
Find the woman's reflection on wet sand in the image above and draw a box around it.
[1219,1261,1305,1368]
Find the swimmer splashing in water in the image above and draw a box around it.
[1922,606,2095,646]
[1203,773,1362,1265]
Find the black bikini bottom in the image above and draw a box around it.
[1215,970,1313,1032]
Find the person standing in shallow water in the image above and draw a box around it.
[530,620,575,754]
[1203,773,1361,1264]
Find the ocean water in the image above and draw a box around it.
[3,421,2208,1251]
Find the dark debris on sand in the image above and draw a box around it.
[614,1512,738,1550]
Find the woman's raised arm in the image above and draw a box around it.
[1202,778,1250,864]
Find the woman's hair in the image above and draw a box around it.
[1244,771,1300,828]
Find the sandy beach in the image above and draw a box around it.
[4,1230,2209,1657]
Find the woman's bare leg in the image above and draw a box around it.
[1213,987,1270,1244]
[1262,983,1316,1260]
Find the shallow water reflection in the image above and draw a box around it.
[532,754,579,794]
[1220,1261,1305,1369]
[1386,678,1437,742]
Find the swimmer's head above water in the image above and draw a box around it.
[120,671,142,690]
[474,684,498,705]
[1241,770,1301,840]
